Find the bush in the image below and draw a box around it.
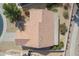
[57,42,64,50]
[52,8,58,12]
[46,3,63,10]
[60,23,67,35]
[51,42,64,50]
[64,4,70,10]
[51,45,57,50]
[46,3,53,10]
[63,11,69,19]
[64,5,68,10]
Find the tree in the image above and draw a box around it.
[3,3,21,23]
[60,23,67,35]
[63,3,70,10]
[63,11,69,19]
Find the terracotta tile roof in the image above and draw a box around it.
[16,9,58,48]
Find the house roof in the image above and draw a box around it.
[16,9,58,48]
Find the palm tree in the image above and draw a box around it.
[3,3,21,23]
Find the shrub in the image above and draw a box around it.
[57,42,64,50]
[52,8,58,12]
[63,11,69,19]
[52,45,57,50]
[46,3,63,10]
[64,5,68,10]
[60,23,67,35]
[46,3,53,10]
[63,4,70,10]
[51,42,64,50]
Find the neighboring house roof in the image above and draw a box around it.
[16,9,59,48]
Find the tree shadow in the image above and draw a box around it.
[15,15,26,31]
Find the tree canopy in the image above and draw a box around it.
[60,23,67,35]
[3,3,21,23]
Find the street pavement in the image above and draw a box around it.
[65,4,79,56]
[69,22,79,55]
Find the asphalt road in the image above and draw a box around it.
[65,4,79,56]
